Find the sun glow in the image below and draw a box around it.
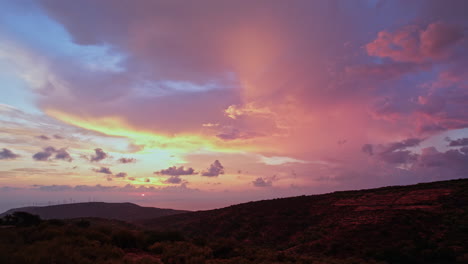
[45,108,269,153]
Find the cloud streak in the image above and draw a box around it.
[154,166,197,176]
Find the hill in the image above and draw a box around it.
[0,179,467,263]
[140,179,468,263]
[0,202,188,222]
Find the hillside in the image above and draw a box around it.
[0,202,188,222]
[0,179,467,264]
[140,179,468,263]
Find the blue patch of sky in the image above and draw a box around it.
[0,0,127,113]
[0,61,39,113]
[0,1,126,73]
[410,128,468,154]
[133,74,238,98]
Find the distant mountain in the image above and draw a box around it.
[140,179,468,262]
[0,202,188,221]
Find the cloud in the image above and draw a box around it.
[201,160,224,177]
[379,138,422,154]
[202,123,219,127]
[216,128,264,141]
[114,172,127,178]
[33,185,73,192]
[252,177,272,187]
[54,148,73,162]
[29,183,200,193]
[379,150,418,165]
[90,148,108,162]
[448,137,468,147]
[361,144,374,156]
[32,146,72,162]
[0,148,20,160]
[366,22,465,63]
[53,134,64,139]
[363,138,422,164]
[74,184,117,192]
[1,0,467,197]
[0,186,21,192]
[36,135,50,140]
[154,166,196,176]
[118,157,136,164]
[412,146,468,179]
[92,167,112,174]
[224,104,274,120]
[258,155,309,165]
[164,176,183,184]
[32,146,56,161]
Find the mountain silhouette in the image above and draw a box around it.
[0,202,188,221]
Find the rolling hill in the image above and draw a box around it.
[0,179,467,263]
[0,202,188,222]
[140,179,468,263]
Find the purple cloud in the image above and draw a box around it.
[114,172,127,178]
[32,146,72,162]
[92,167,113,175]
[164,176,183,184]
[154,166,196,176]
[55,148,73,162]
[0,148,20,160]
[90,148,108,162]
[448,137,468,147]
[252,177,272,187]
[201,160,224,177]
[118,157,136,164]
[32,147,56,161]
[36,135,50,140]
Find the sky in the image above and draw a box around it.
[1,0,467,212]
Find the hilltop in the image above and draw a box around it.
[140,178,468,263]
[0,202,188,222]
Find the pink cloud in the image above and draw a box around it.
[366,22,464,63]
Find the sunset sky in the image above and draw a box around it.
[1,0,467,212]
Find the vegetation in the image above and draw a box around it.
[0,179,467,263]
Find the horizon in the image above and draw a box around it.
[1,0,468,213]
[1,177,466,214]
